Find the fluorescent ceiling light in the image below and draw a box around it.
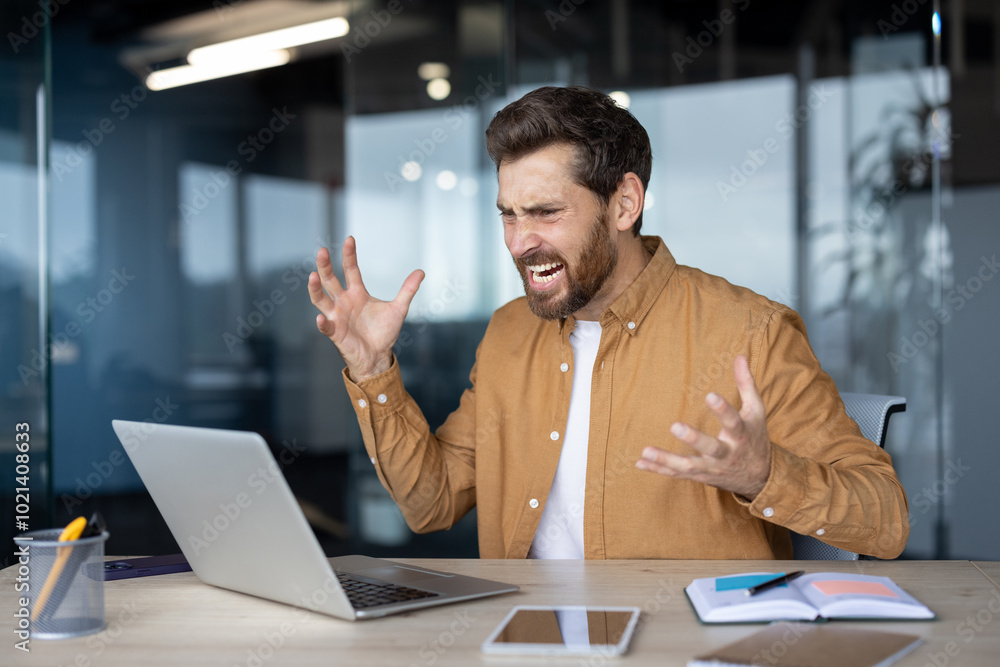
[417,62,450,80]
[146,50,291,91]
[188,16,349,65]
[608,91,631,109]
[426,77,451,101]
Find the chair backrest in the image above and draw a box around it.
[839,392,907,449]
[791,392,906,560]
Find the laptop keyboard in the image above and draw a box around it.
[335,571,440,609]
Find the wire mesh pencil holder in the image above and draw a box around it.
[14,528,109,639]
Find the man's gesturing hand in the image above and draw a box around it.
[308,236,424,382]
[635,355,772,500]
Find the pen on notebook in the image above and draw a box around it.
[745,571,805,597]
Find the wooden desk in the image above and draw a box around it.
[973,561,1000,591]
[4,559,999,666]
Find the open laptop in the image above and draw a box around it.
[111,420,517,620]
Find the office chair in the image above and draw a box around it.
[790,392,907,560]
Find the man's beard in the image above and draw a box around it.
[513,212,618,321]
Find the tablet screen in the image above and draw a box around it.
[482,606,641,656]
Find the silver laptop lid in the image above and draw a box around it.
[111,420,355,619]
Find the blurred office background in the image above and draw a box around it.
[2,0,998,564]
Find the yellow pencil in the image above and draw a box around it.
[31,517,88,622]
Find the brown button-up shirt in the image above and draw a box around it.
[343,236,910,559]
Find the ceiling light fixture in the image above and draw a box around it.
[146,49,291,91]
[188,16,349,66]
[426,77,451,100]
[417,62,450,80]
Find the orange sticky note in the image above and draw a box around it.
[811,580,898,597]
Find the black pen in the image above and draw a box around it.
[745,571,805,597]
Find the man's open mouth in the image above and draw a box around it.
[527,262,565,284]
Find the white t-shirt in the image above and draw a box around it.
[528,319,602,559]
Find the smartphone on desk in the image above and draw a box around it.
[481,605,641,656]
[104,554,192,580]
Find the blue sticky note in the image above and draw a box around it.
[715,573,786,592]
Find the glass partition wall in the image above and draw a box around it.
[803,38,953,558]
[5,0,998,563]
[1,1,51,565]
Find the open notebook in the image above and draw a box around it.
[685,572,935,624]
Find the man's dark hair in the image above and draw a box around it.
[485,86,652,236]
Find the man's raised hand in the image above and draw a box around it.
[308,236,424,381]
[634,355,772,500]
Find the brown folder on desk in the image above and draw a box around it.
[688,622,922,667]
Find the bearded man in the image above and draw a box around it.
[309,86,909,560]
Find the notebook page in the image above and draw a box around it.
[795,573,934,619]
[686,573,818,623]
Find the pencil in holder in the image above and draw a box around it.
[14,528,110,639]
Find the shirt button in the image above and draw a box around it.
[377,393,388,404]
[627,321,636,330]
[815,528,825,536]
[529,499,539,509]
[762,507,775,518]
[370,457,376,465]
[358,399,367,408]
[550,431,559,441]
[560,363,569,372]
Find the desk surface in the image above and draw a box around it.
[4,558,999,666]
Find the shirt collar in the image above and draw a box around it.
[558,236,677,337]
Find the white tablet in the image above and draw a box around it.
[480,605,641,656]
